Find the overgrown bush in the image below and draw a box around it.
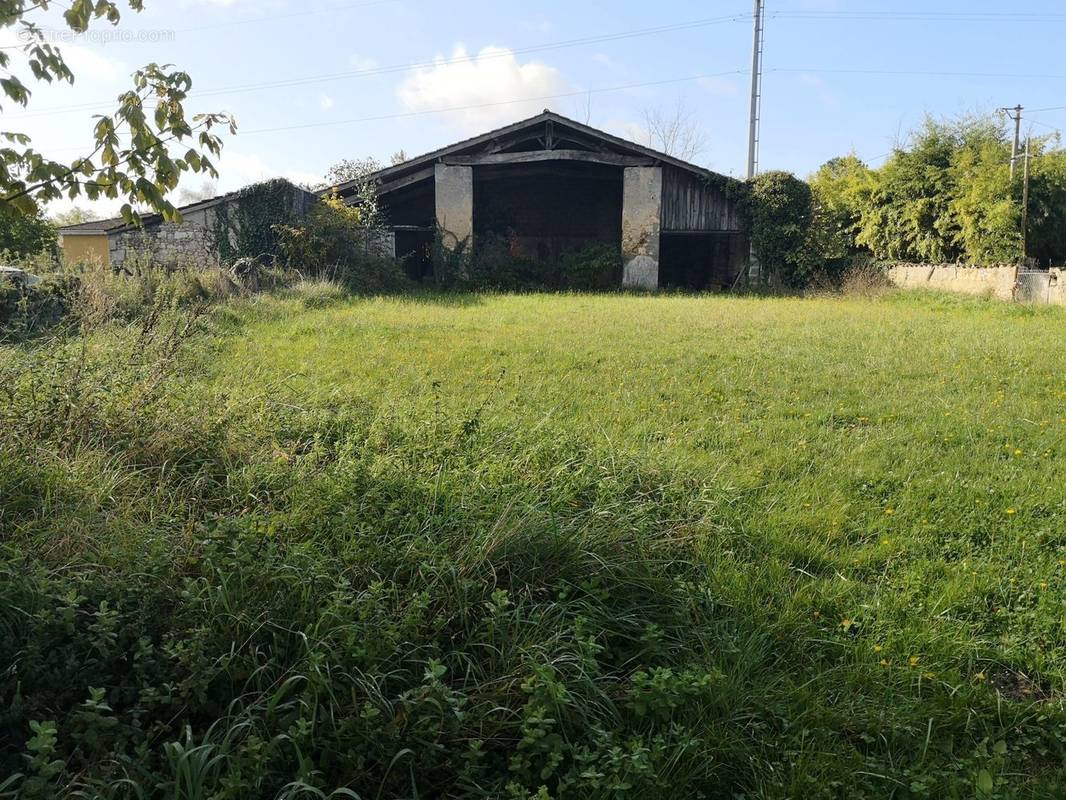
[0,261,287,337]
[0,206,57,259]
[747,171,821,288]
[438,233,621,291]
[276,193,410,293]
[809,114,1066,268]
[0,273,77,336]
[211,178,310,264]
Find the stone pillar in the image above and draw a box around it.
[621,166,663,289]
[434,164,474,250]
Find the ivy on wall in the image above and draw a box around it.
[211,179,310,263]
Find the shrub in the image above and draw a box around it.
[747,171,822,288]
[276,193,409,293]
[0,206,57,259]
[439,233,622,292]
[0,273,77,336]
[72,263,244,327]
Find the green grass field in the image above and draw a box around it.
[2,289,1064,798]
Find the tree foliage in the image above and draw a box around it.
[748,170,819,287]
[49,207,99,228]
[0,204,56,257]
[809,114,1066,267]
[318,158,387,249]
[0,1,234,222]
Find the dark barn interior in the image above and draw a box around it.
[659,233,749,290]
[473,162,622,261]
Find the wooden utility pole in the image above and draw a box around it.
[746,0,765,180]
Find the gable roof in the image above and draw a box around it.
[329,110,739,196]
[58,179,314,236]
[57,216,127,235]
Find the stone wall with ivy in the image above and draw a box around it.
[110,179,317,271]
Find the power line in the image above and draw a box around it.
[238,70,748,136]
[2,13,752,121]
[32,69,748,151]
[772,10,1066,23]
[770,67,1066,80]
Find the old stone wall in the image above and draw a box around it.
[110,206,220,271]
[886,263,1065,306]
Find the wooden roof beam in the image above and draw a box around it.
[441,150,657,168]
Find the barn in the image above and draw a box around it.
[332,110,748,290]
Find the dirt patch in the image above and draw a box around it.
[989,669,1053,703]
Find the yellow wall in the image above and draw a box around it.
[60,234,110,267]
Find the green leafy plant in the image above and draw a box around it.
[0,1,234,222]
[747,170,821,288]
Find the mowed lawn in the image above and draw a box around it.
[4,289,1065,798]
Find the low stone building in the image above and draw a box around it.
[57,179,316,271]
[331,110,749,290]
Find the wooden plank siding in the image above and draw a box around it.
[660,166,743,233]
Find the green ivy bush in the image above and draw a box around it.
[211,179,310,264]
[747,171,822,289]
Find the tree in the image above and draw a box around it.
[178,181,220,205]
[322,157,382,188]
[319,158,386,252]
[808,154,873,272]
[1022,145,1066,266]
[0,1,235,223]
[748,171,820,288]
[851,115,1021,264]
[390,150,409,166]
[50,207,100,227]
[640,99,707,161]
[0,205,56,257]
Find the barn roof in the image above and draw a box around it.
[58,179,311,236]
[328,110,739,198]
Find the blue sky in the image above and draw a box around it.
[7,0,1066,214]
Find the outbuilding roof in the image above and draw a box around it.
[328,109,739,198]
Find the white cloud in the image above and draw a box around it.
[60,44,127,82]
[396,44,572,132]
[350,54,378,71]
[211,151,322,191]
[319,92,335,110]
